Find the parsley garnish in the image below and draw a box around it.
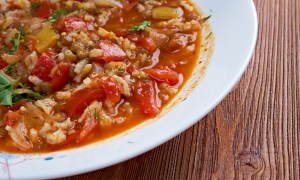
[0,71,42,106]
[9,26,26,54]
[5,63,17,75]
[200,15,211,23]
[49,8,66,22]
[31,2,42,10]
[129,21,151,32]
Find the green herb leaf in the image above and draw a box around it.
[31,2,42,10]
[0,72,42,106]
[200,15,211,23]
[0,73,11,86]
[28,92,43,98]
[0,89,13,106]
[49,10,62,22]
[10,39,19,54]
[9,26,26,54]
[49,8,66,22]
[129,21,151,32]
[5,63,17,75]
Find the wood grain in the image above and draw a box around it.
[59,0,300,179]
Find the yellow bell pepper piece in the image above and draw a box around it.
[152,7,184,19]
[35,26,59,53]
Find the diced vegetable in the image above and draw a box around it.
[94,40,127,63]
[133,80,161,117]
[91,75,123,103]
[127,35,157,54]
[137,36,157,54]
[35,26,59,53]
[63,89,105,118]
[93,0,122,8]
[54,16,95,33]
[145,66,180,86]
[152,7,184,19]
[32,0,52,19]
[51,63,70,92]
[31,53,56,81]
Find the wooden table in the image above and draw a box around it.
[60,0,299,179]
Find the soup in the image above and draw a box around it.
[0,0,207,153]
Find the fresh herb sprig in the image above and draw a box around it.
[49,8,66,22]
[200,15,211,23]
[129,21,151,32]
[0,71,42,106]
[5,63,17,75]
[10,26,26,54]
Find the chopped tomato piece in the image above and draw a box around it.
[137,37,157,54]
[78,114,97,141]
[121,0,140,11]
[0,59,8,69]
[52,63,70,92]
[63,89,105,118]
[32,0,52,19]
[31,53,56,81]
[94,40,127,63]
[2,111,20,127]
[133,80,161,117]
[145,66,180,86]
[128,35,156,54]
[54,16,95,33]
[91,75,123,103]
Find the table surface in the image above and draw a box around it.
[60,0,300,179]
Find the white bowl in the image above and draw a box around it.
[0,0,258,179]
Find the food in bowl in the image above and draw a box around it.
[0,0,211,153]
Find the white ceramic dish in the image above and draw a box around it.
[0,0,258,179]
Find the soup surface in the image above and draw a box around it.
[0,0,206,153]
